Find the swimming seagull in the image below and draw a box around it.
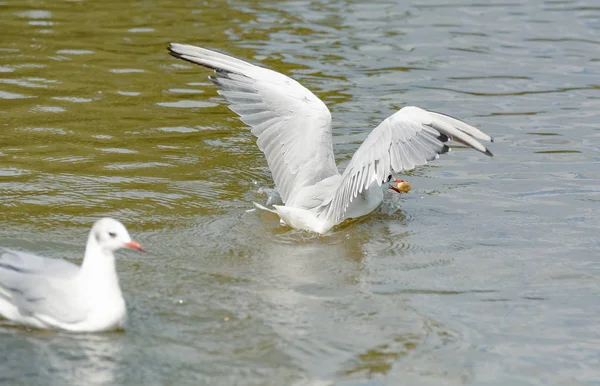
[0,218,144,332]
[168,43,494,234]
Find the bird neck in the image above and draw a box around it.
[79,233,119,286]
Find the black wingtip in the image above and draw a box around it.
[167,43,182,59]
[485,149,494,157]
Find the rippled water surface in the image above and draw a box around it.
[1,0,600,385]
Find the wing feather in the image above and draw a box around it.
[0,249,88,324]
[321,106,493,222]
[169,43,340,203]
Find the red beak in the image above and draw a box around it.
[125,241,145,252]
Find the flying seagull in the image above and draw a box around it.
[168,43,493,234]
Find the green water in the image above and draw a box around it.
[1,1,600,385]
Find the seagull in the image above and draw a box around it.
[0,218,144,332]
[168,43,494,234]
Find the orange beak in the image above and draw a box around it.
[125,241,145,252]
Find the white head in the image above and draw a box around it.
[90,218,144,253]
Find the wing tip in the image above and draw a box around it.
[167,43,194,65]
[167,42,182,59]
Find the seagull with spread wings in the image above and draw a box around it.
[168,43,493,234]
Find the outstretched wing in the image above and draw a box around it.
[168,43,340,203]
[321,106,493,223]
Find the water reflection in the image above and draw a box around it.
[1,329,125,386]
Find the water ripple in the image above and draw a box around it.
[157,100,218,108]
[2,0,600,384]
[0,90,33,99]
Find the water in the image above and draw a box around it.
[1,0,599,384]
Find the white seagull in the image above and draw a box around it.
[168,43,494,234]
[0,218,144,332]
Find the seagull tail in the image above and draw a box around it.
[253,202,278,214]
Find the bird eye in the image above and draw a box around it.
[108,232,117,238]
[386,175,393,182]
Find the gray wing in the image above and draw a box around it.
[168,43,340,203]
[0,248,80,277]
[0,248,88,324]
[321,106,493,223]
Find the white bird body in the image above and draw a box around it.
[256,178,384,234]
[169,43,494,234]
[0,218,143,332]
